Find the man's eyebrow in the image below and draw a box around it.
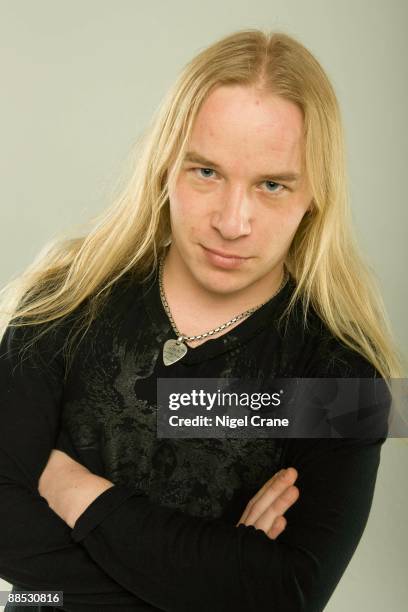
[182,150,301,182]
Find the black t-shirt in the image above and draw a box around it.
[0,268,387,611]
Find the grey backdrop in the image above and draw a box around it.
[1,1,407,610]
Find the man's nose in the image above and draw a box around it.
[210,186,252,240]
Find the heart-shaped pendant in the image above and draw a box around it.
[163,339,187,366]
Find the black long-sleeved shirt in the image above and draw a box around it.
[0,268,388,611]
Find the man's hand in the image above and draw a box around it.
[236,467,299,540]
[38,449,114,529]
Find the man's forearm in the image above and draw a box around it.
[64,473,114,528]
[38,449,114,528]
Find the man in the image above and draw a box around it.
[1,29,398,611]
[39,81,309,530]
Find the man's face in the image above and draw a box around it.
[167,84,313,297]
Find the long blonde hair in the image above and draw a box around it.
[1,28,405,395]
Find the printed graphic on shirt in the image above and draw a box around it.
[59,303,283,521]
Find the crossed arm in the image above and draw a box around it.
[38,448,299,534]
[31,437,383,612]
[0,420,384,612]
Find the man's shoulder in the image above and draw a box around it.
[100,269,146,311]
[283,296,379,378]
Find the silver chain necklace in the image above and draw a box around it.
[159,253,289,366]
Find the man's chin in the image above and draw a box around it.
[193,270,251,297]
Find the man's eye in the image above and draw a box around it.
[263,181,286,194]
[193,167,216,179]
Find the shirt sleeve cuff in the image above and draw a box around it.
[71,484,144,543]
